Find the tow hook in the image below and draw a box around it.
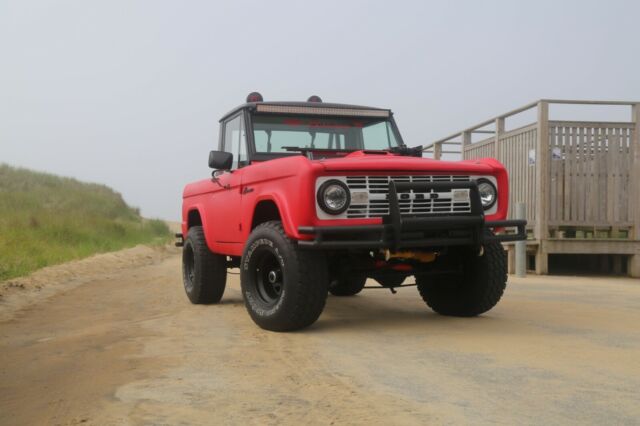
[478,245,484,257]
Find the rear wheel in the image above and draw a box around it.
[241,221,328,331]
[416,233,507,316]
[182,226,227,304]
[329,274,367,296]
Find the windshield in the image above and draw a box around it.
[252,115,401,153]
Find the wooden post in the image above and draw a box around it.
[631,103,640,240]
[629,103,640,277]
[515,203,527,277]
[612,255,623,276]
[507,246,515,274]
[434,142,442,160]
[495,117,505,160]
[535,101,549,274]
[461,131,471,160]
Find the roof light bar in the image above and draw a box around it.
[256,104,390,117]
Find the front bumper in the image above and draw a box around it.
[298,181,526,250]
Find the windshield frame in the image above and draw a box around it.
[246,111,406,162]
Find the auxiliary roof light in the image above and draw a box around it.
[307,95,323,103]
[246,92,264,103]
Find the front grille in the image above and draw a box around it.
[345,175,472,219]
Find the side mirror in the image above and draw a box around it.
[208,151,233,170]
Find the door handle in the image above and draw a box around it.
[242,186,254,194]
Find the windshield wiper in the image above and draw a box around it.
[282,146,357,160]
[282,145,424,159]
[282,146,357,153]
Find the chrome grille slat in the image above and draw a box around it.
[345,175,472,218]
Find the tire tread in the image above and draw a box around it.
[184,226,226,304]
[242,221,328,331]
[417,234,507,316]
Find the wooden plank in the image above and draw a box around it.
[544,239,640,255]
[584,126,590,222]
[608,128,618,222]
[522,127,539,226]
[632,104,640,240]
[600,127,607,222]
[623,128,631,222]
[542,99,639,106]
[548,120,635,128]
[535,101,549,241]
[591,127,599,223]
[591,128,597,221]
[549,125,558,222]
[569,127,576,221]
[576,127,584,222]
[495,117,504,160]
[547,220,633,226]
[517,131,523,219]
[549,126,555,222]
[556,126,563,222]
[588,127,594,222]
[461,131,471,160]
[563,126,572,222]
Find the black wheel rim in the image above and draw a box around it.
[254,248,284,305]
[183,243,195,292]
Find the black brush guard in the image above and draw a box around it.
[298,180,526,250]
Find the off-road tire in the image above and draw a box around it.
[241,221,328,331]
[182,226,227,304]
[329,274,367,296]
[416,233,507,316]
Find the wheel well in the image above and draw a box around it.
[251,200,281,229]
[187,209,202,229]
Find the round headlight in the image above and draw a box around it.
[317,180,350,215]
[477,179,497,210]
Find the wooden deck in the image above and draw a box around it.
[424,100,640,277]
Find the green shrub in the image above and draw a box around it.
[0,164,170,281]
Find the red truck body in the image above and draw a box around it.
[182,155,509,257]
[178,94,526,331]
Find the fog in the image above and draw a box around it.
[1,0,639,220]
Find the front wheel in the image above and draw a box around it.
[416,233,507,317]
[240,221,328,331]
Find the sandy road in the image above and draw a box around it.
[1,247,639,425]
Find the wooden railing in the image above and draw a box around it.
[424,100,640,245]
[546,121,635,229]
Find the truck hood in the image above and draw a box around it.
[315,151,497,174]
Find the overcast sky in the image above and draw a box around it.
[1,0,639,220]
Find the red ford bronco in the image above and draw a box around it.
[178,93,526,331]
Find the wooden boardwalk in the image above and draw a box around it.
[424,100,640,277]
